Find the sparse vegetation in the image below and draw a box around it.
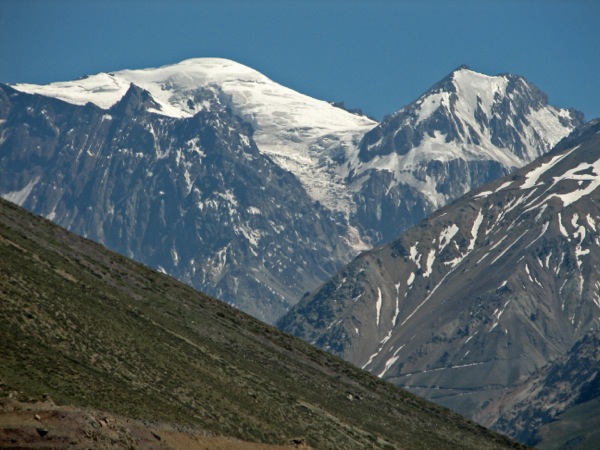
[0,197,525,449]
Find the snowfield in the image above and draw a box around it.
[14,58,377,223]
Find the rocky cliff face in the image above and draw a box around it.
[0,83,349,323]
[279,120,600,442]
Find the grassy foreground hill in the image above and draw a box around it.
[0,197,524,449]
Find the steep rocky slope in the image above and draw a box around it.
[279,120,600,445]
[0,82,350,323]
[477,330,600,448]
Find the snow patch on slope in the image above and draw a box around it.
[2,177,40,206]
[452,69,509,118]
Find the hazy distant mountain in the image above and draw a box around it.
[0,58,583,322]
[279,120,600,445]
[0,196,526,450]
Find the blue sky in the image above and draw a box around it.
[1,0,598,120]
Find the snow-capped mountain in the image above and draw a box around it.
[278,120,600,441]
[349,66,584,244]
[14,58,377,235]
[0,81,353,323]
[0,58,584,323]
[11,60,582,247]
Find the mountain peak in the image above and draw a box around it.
[430,65,492,93]
[120,57,272,90]
[452,63,472,72]
[10,57,271,118]
[360,65,581,165]
[353,66,583,244]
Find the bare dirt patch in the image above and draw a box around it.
[0,395,309,449]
